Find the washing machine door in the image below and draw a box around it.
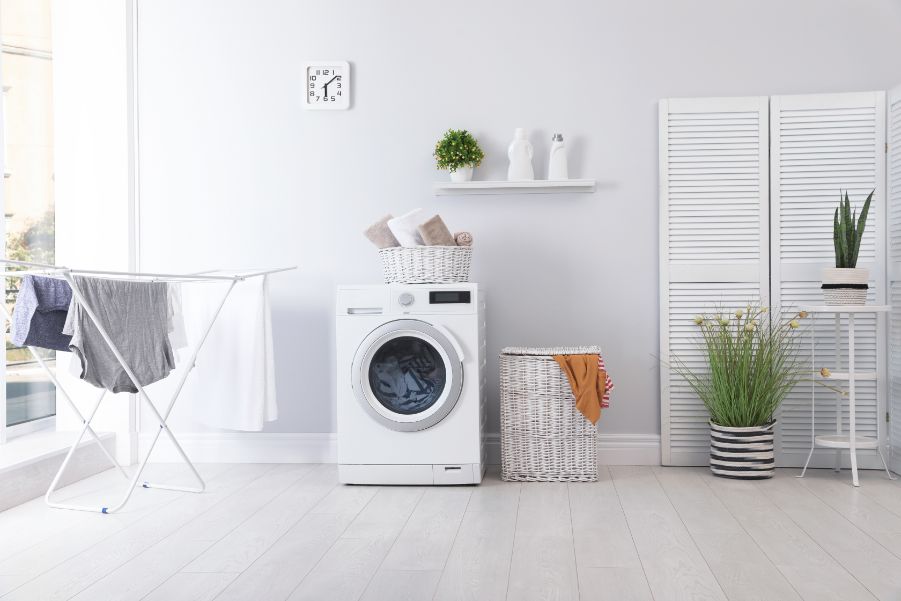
[352,319,464,432]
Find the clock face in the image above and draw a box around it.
[304,61,350,110]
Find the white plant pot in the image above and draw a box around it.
[821,267,869,305]
[449,166,473,183]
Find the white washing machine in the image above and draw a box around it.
[336,283,486,485]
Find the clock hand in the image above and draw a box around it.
[324,75,338,87]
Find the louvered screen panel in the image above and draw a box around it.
[888,85,901,473]
[660,97,769,466]
[771,92,887,468]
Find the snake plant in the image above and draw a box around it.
[833,189,874,268]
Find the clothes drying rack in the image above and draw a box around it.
[0,258,295,514]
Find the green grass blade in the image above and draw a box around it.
[852,189,873,268]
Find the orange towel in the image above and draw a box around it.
[553,354,605,425]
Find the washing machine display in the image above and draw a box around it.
[368,336,447,415]
[353,319,463,432]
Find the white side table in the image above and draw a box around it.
[798,305,895,486]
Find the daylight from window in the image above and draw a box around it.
[1,0,56,427]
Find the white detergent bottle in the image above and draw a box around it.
[548,133,569,180]
[507,128,534,181]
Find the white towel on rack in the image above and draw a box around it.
[183,275,277,431]
[387,208,426,247]
[167,283,188,360]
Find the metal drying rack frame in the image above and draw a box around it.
[0,258,295,513]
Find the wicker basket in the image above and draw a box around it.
[378,246,472,284]
[500,346,600,482]
[823,288,867,305]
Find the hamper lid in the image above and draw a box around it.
[501,346,601,356]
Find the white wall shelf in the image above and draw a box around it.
[434,179,596,196]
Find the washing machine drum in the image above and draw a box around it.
[353,319,464,432]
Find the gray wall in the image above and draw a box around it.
[136,0,901,436]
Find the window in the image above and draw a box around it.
[1,0,56,429]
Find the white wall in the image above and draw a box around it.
[135,0,901,440]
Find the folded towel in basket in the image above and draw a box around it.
[363,214,401,249]
[387,209,426,247]
[418,215,457,246]
[553,354,606,425]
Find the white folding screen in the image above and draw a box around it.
[770,92,886,468]
[660,91,891,468]
[888,85,901,473]
[659,97,770,466]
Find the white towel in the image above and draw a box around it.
[184,275,277,431]
[387,208,426,247]
[167,283,188,359]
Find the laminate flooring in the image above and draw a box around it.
[1,463,899,600]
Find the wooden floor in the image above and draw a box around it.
[1,464,901,601]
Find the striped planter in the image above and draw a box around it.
[709,421,775,479]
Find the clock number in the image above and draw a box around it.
[336,90,342,96]
[323,69,329,75]
[309,91,315,97]
[310,75,316,82]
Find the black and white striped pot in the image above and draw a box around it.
[709,420,775,479]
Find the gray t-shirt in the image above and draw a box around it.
[64,276,175,393]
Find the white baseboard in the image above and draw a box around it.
[141,431,662,466]
[139,432,337,464]
[596,434,662,465]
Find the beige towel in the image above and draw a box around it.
[418,215,457,246]
[453,231,473,247]
[363,214,400,249]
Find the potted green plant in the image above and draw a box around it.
[822,189,874,305]
[434,129,485,183]
[672,305,808,479]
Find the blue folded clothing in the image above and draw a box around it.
[10,275,73,352]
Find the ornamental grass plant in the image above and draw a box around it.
[672,305,809,428]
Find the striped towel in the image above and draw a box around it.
[598,355,614,408]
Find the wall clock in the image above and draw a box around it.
[303,61,350,110]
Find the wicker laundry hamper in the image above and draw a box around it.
[499,346,600,482]
[379,246,471,284]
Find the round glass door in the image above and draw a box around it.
[368,336,446,415]
[353,319,463,431]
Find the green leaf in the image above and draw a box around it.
[852,189,874,268]
[837,215,849,268]
[843,191,854,267]
[834,207,842,267]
